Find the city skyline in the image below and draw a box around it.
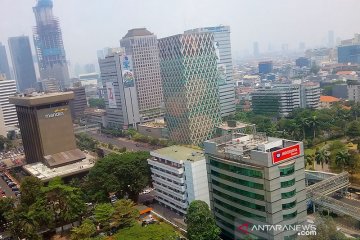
[1,0,360,66]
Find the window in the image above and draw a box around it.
[282,200,297,210]
[214,198,266,221]
[213,189,265,211]
[211,170,263,189]
[281,179,295,188]
[212,179,264,200]
[281,189,296,199]
[283,210,297,220]
[280,164,295,177]
[210,158,263,178]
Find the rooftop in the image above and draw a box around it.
[123,28,153,38]
[9,92,74,107]
[320,95,340,103]
[23,153,95,182]
[151,145,204,162]
[336,71,357,75]
[217,121,255,131]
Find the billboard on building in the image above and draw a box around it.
[272,144,300,164]
[120,55,135,88]
[106,82,117,108]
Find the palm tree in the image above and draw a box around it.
[305,154,315,169]
[308,115,319,139]
[335,150,350,172]
[300,117,310,140]
[315,149,330,170]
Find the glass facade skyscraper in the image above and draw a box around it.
[0,42,11,80]
[8,36,37,92]
[338,44,360,64]
[33,0,70,89]
[158,32,222,145]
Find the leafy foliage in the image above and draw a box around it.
[75,133,98,151]
[94,203,114,229]
[70,219,96,240]
[86,152,151,202]
[114,222,178,240]
[88,98,105,109]
[111,199,139,229]
[186,200,220,240]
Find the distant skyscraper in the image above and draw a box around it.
[159,31,222,145]
[185,26,235,117]
[328,30,335,48]
[33,0,70,90]
[84,64,95,74]
[8,36,37,92]
[120,28,164,121]
[258,61,273,74]
[0,43,11,80]
[0,76,18,127]
[253,41,260,57]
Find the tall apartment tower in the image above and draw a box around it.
[185,26,236,117]
[0,43,11,80]
[99,49,140,129]
[0,75,18,128]
[120,28,164,121]
[8,36,37,92]
[33,0,70,90]
[204,124,306,240]
[158,31,222,145]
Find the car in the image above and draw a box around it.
[11,187,19,191]
[8,182,15,187]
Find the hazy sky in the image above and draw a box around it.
[1,0,360,66]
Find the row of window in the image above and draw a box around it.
[282,200,297,210]
[280,164,295,177]
[281,189,296,199]
[283,210,297,220]
[210,158,263,179]
[213,189,266,212]
[212,179,265,201]
[211,170,264,190]
[214,198,266,222]
[281,179,295,188]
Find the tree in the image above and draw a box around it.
[186,200,220,240]
[305,154,315,168]
[335,150,350,172]
[70,219,96,240]
[345,150,360,175]
[111,199,139,229]
[0,197,14,225]
[75,133,98,151]
[299,117,310,140]
[308,115,319,139]
[346,121,360,139]
[114,222,178,240]
[86,152,151,202]
[88,98,105,109]
[42,177,86,229]
[315,149,330,169]
[94,203,114,229]
[20,176,43,207]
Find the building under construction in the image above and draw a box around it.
[33,0,70,90]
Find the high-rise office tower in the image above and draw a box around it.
[328,30,335,48]
[33,0,70,90]
[8,36,37,92]
[158,31,222,145]
[253,41,259,57]
[204,124,306,240]
[0,43,11,80]
[120,28,164,121]
[9,92,85,166]
[0,74,17,127]
[338,34,360,64]
[99,48,140,129]
[185,26,235,117]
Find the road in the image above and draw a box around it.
[87,132,156,152]
[0,177,15,198]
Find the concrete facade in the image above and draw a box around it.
[99,49,140,129]
[0,78,18,127]
[120,28,164,121]
[204,130,306,240]
[9,92,85,167]
[148,146,210,215]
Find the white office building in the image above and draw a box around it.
[99,48,140,129]
[148,145,210,215]
[185,26,236,117]
[0,77,18,127]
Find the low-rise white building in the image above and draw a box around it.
[148,145,210,215]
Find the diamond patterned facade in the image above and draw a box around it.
[159,33,222,145]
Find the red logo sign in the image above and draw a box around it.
[272,145,300,164]
[237,223,249,234]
